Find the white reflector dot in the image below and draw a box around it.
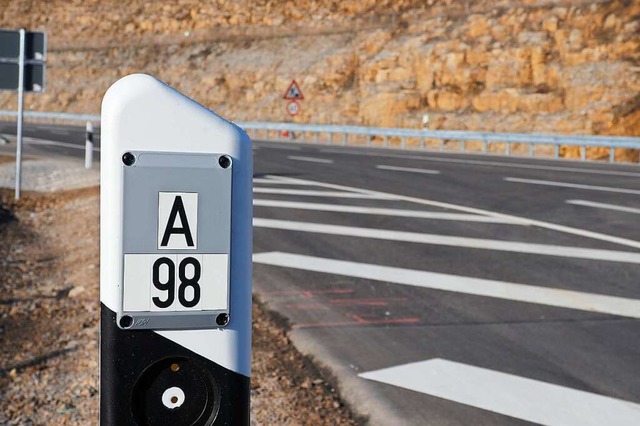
[162,386,185,409]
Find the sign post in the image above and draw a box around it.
[15,29,25,200]
[100,74,252,425]
[0,28,47,199]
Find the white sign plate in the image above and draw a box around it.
[123,253,229,312]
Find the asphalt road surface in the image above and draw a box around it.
[0,121,101,160]
[4,122,640,425]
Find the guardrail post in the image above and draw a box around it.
[329,132,333,145]
[482,139,488,154]
[439,139,444,152]
[505,142,511,156]
[460,140,465,152]
[580,145,586,161]
[367,135,373,147]
[85,121,94,169]
[342,133,347,146]
[529,143,534,158]
[314,131,319,144]
[402,137,406,150]
[609,147,615,163]
[420,137,425,151]
[554,144,560,159]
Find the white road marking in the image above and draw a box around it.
[253,252,640,318]
[253,218,640,264]
[253,178,303,185]
[253,188,391,199]
[376,165,440,174]
[288,155,334,164]
[50,129,69,136]
[359,358,640,426]
[22,137,100,151]
[505,177,640,195]
[253,199,527,224]
[318,148,640,178]
[50,129,69,135]
[258,144,300,150]
[39,125,67,131]
[566,200,640,215]
[265,175,640,250]
[253,177,330,186]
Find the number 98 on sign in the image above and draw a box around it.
[123,253,228,313]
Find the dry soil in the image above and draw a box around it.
[0,187,364,425]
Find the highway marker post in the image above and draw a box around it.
[100,74,252,425]
[85,121,94,169]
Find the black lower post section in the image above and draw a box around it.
[100,304,249,426]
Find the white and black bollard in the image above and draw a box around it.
[100,74,252,425]
[85,121,94,169]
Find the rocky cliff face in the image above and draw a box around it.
[1,0,638,144]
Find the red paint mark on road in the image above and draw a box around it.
[293,313,419,329]
[282,303,330,310]
[329,297,409,307]
[262,289,355,298]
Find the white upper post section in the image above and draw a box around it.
[100,74,253,376]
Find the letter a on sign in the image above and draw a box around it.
[158,192,198,249]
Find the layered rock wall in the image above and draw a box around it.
[0,0,638,149]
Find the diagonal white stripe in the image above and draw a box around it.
[505,177,640,195]
[288,155,334,164]
[265,175,640,249]
[567,200,640,215]
[253,199,527,224]
[253,188,391,199]
[253,178,306,185]
[257,144,300,150]
[253,218,640,264]
[359,358,640,426]
[253,252,640,318]
[376,164,440,174]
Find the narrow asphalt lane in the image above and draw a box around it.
[252,140,640,425]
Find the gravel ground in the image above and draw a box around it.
[0,186,364,425]
[0,155,99,192]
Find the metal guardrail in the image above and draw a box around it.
[240,122,640,164]
[1,110,640,164]
[0,110,100,122]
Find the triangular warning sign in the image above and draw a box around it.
[283,80,304,100]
